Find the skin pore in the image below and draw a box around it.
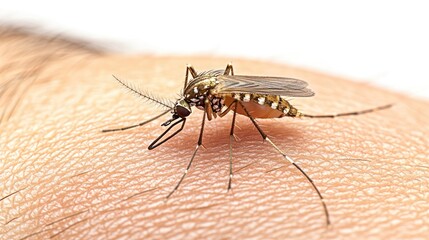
[1,27,429,239]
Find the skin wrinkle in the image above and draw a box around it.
[1,29,429,239]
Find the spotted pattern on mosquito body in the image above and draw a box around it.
[184,70,225,114]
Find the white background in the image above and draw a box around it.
[1,1,428,99]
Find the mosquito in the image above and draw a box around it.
[102,63,392,225]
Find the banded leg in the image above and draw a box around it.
[184,64,198,90]
[223,63,234,76]
[166,105,207,199]
[227,100,239,191]
[302,104,392,118]
[102,109,171,132]
[238,101,331,225]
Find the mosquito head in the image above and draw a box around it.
[161,98,192,126]
[174,98,192,118]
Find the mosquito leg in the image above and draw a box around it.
[184,64,198,89]
[166,107,207,199]
[102,109,171,132]
[227,101,238,191]
[302,104,393,118]
[223,63,234,76]
[148,118,186,150]
[218,99,240,118]
[206,100,214,121]
[238,101,331,225]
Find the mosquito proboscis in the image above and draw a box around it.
[102,63,392,225]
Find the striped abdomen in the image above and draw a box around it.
[222,93,301,119]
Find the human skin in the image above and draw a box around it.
[1,28,429,239]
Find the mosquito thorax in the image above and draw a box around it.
[184,70,226,114]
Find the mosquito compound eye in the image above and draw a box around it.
[175,99,192,118]
[176,105,191,117]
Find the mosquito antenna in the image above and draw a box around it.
[112,75,173,109]
[102,109,171,132]
[302,104,392,118]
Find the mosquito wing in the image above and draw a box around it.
[216,75,315,97]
